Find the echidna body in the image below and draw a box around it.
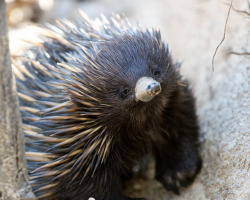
[14,12,202,200]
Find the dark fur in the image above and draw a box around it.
[15,14,201,200]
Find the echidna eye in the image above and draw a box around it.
[153,70,160,76]
[121,87,131,97]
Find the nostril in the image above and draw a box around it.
[147,82,161,94]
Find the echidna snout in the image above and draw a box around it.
[135,76,161,102]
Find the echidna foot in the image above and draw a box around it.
[156,157,202,195]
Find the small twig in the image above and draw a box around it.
[211,0,233,73]
[225,2,250,16]
[228,51,250,56]
[232,7,250,16]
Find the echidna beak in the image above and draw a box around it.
[135,77,161,102]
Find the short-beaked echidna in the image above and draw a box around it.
[13,12,202,200]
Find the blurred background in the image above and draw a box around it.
[5,0,250,199]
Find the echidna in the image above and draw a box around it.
[14,12,202,200]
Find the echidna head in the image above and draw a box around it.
[67,30,177,130]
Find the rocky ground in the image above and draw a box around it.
[8,0,250,199]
